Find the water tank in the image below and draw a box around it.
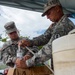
[52,34,75,75]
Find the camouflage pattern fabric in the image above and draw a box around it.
[26,15,75,67]
[1,37,38,67]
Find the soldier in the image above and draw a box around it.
[17,0,75,69]
[1,21,38,67]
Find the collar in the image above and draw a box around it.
[55,15,67,26]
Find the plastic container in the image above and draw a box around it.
[17,46,23,59]
[52,34,75,75]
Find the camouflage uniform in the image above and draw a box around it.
[1,37,39,67]
[26,15,75,67]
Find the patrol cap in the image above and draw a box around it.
[42,0,61,17]
[4,21,18,34]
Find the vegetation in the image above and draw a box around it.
[38,46,42,49]
[0,37,8,42]
[0,64,7,70]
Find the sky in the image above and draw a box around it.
[0,5,75,47]
[0,5,51,47]
[0,5,51,39]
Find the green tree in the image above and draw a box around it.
[0,37,8,42]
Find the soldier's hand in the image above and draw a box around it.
[15,58,28,69]
[15,58,21,67]
[18,40,31,47]
[23,55,31,61]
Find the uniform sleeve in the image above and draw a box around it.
[26,34,55,67]
[26,22,75,67]
[1,43,17,67]
[25,46,39,57]
[31,27,52,46]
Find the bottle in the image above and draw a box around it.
[17,45,23,59]
[14,46,23,68]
